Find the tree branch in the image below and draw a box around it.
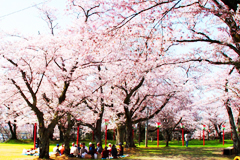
[176,39,240,56]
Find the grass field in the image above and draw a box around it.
[0,139,237,160]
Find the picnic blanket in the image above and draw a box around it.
[108,154,128,159]
[22,149,53,156]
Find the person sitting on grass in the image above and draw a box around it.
[101,146,109,159]
[107,143,112,152]
[77,143,81,153]
[117,143,124,156]
[80,143,88,158]
[59,144,65,155]
[52,144,60,156]
[69,142,79,157]
[96,142,103,154]
[111,144,118,159]
[88,143,96,159]
[81,142,89,152]
[36,138,40,148]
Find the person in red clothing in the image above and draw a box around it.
[107,143,112,156]
[59,144,65,155]
[101,146,109,159]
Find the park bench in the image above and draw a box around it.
[223,146,234,155]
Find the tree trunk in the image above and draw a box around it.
[225,98,240,154]
[58,125,64,142]
[94,66,104,146]
[49,129,54,140]
[38,117,57,158]
[8,121,17,140]
[164,130,170,147]
[125,114,135,148]
[213,123,222,142]
[207,131,210,141]
[64,133,71,156]
[137,122,142,145]
[116,124,125,145]
[63,113,75,156]
[94,118,102,146]
[39,128,51,158]
[225,77,240,154]
[218,131,223,143]
[166,139,169,147]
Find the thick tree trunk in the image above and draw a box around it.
[225,77,240,154]
[58,125,64,142]
[38,117,57,158]
[218,131,223,143]
[125,114,135,148]
[225,99,240,154]
[166,139,169,147]
[49,129,54,140]
[164,130,170,147]
[8,121,17,140]
[39,128,51,158]
[116,124,125,145]
[94,118,102,146]
[63,113,75,156]
[64,133,71,156]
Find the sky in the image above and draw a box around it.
[0,0,69,35]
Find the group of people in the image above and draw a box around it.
[52,143,65,156]
[69,142,90,158]
[52,142,124,159]
[101,143,124,159]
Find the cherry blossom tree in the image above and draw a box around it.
[1,0,240,156]
[98,0,240,153]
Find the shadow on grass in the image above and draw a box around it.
[123,147,235,160]
[4,139,31,144]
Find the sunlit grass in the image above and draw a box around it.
[136,139,233,148]
[0,143,34,160]
[0,139,235,160]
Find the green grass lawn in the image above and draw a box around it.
[136,139,233,148]
[0,139,236,160]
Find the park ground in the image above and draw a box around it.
[0,139,237,160]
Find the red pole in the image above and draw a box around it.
[105,124,107,146]
[182,128,184,146]
[33,123,37,149]
[76,125,79,145]
[203,129,205,146]
[157,128,159,147]
[223,130,225,146]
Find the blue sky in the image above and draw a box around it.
[0,0,68,35]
